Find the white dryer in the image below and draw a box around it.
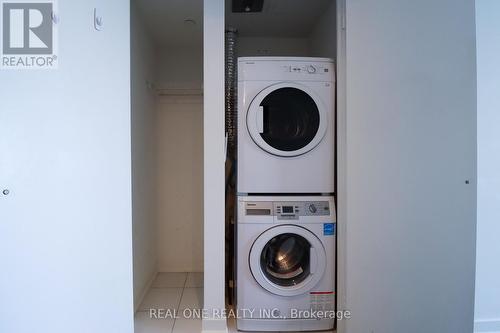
[236,196,336,332]
[237,57,335,194]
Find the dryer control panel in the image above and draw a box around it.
[275,201,330,220]
[238,57,335,82]
[282,64,330,75]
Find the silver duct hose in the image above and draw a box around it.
[225,28,238,152]
[225,28,238,306]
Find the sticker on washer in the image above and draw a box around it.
[323,223,335,236]
[310,291,335,311]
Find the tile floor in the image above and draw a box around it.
[135,272,333,333]
[135,272,203,333]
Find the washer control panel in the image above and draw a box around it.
[275,201,330,220]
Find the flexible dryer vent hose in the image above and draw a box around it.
[225,28,238,152]
[225,27,238,306]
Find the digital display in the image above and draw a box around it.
[282,206,294,213]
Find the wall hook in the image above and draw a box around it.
[94,8,103,31]
[51,11,59,24]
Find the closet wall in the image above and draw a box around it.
[131,0,204,306]
[309,0,336,58]
[238,37,310,57]
[155,93,204,273]
[153,10,204,274]
[131,2,158,308]
[475,0,500,330]
[156,46,203,90]
[235,0,337,59]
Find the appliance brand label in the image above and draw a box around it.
[323,223,335,236]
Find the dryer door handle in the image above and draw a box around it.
[310,246,318,274]
[257,106,264,133]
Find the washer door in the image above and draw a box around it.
[246,82,328,157]
[249,225,326,297]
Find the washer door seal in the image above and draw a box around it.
[249,225,327,297]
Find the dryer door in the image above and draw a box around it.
[246,82,328,157]
[249,225,326,296]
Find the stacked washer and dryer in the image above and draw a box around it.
[236,57,336,332]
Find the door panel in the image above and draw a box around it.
[342,1,476,332]
[0,1,133,333]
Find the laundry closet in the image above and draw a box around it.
[130,0,204,322]
[127,0,477,333]
[223,1,339,332]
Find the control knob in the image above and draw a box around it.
[308,204,317,213]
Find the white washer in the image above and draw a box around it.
[237,196,336,332]
[237,57,336,194]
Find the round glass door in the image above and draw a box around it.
[260,233,311,287]
[247,82,328,157]
[249,225,326,296]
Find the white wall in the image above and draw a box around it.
[203,0,227,331]
[237,37,310,57]
[156,96,204,273]
[0,1,133,332]
[156,46,203,90]
[131,0,158,310]
[475,1,500,332]
[342,0,476,332]
[152,38,204,275]
[309,0,336,59]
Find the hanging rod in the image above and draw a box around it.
[156,88,204,96]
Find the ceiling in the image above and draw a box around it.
[136,0,203,48]
[226,0,332,37]
[135,0,332,47]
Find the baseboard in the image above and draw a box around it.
[475,318,500,332]
[134,271,158,313]
[202,318,228,333]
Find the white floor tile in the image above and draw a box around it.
[172,318,202,333]
[179,288,203,310]
[134,311,175,333]
[185,272,203,287]
[152,272,187,288]
[138,288,183,312]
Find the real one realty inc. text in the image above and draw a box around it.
[148,308,352,320]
